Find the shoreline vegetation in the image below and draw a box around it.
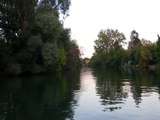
[1,1,160,76]
[0,0,81,76]
[90,29,160,73]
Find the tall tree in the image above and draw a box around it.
[128,30,141,49]
[92,29,126,68]
[94,29,125,54]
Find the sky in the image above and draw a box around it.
[64,0,160,58]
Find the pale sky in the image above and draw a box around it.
[64,0,160,58]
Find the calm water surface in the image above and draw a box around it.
[0,68,160,120]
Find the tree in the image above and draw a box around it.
[0,0,81,75]
[0,0,37,42]
[94,29,125,54]
[39,0,70,15]
[128,30,142,65]
[66,40,81,70]
[139,39,154,68]
[128,30,141,49]
[92,29,126,68]
[0,0,70,49]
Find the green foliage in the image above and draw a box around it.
[92,29,126,69]
[94,29,125,54]
[66,40,81,70]
[0,0,81,75]
[155,40,160,62]
[35,7,62,42]
[139,40,154,68]
[58,48,67,66]
[91,29,160,71]
[27,35,43,51]
[42,42,58,68]
[5,63,22,75]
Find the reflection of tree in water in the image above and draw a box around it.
[130,76,142,106]
[129,71,160,106]
[0,71,80,120]
[93,69,160,111]
[93,69,128,112]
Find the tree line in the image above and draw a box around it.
[91,29,160,71]
[0,0,81,75]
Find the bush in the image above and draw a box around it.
[5,63,22,75]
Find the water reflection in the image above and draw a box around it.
[0,71,80,120]
[94,70,128,111]
[73,68,160,120]
[93,69,160,110]
[1,68,160,120]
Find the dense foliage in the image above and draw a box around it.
[0,0,80,75]
[91,29,126,68]
[91,29,160,71]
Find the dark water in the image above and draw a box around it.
[0,68,160,120]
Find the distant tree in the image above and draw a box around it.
[67,40,81,70]
[155,35,160,63]
[139,39,154,68]
[92,30,160,70]
[128,30,142,65]
[92,29,126,68]
[94,29,126,54]
[128,30,141,49]
[157,34,160,45]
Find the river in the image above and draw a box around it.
[0,67,160,120]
